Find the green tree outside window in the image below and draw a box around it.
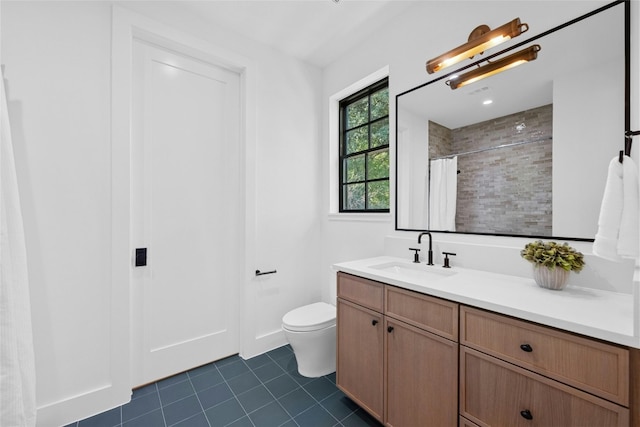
[339,78,389,212]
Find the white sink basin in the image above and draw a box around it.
[369,261,457,281]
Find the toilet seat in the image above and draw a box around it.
[282,302,336,332]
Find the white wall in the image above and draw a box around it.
[1,2,322,425]
[320,0,633,303]
[1,3,130,424]
[397,108,429,230]
[553,59,623,238]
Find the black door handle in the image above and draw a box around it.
[135,248,147,267]
[520,344,533,352]
[387,326,394,333]
[372,319,378,326]
[520,409,533,420]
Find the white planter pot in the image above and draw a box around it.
[532,266,570,290]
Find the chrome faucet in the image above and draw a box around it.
[417,232,434,266]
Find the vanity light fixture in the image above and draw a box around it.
[426,18,529,74]
[447,44,540,90]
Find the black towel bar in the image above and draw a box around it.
[255,269,277,276]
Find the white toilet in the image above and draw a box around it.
[282,302,336,378]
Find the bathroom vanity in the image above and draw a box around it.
[334,257,639,427]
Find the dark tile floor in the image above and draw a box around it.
[67,345,382,427]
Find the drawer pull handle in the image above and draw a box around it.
[520,409,533,420]
[520,344,533,352]
[387,326,394,333]
[371,319,378,326]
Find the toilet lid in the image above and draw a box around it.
[282,302,336,332]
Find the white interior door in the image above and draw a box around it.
[131,40,241,386]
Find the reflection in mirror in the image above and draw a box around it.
[396,1,625,240]
[429,104,552,235]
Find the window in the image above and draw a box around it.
[339,78,389,212]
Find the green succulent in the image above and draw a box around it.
[520,240,585,273]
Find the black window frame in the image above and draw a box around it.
[338,77,390,213]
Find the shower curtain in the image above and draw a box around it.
[429,157,457,231]
[1,72,37,426]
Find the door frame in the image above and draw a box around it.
[111,5,258,390]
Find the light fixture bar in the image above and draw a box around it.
[447,44,540,90]
[426,18,528,74]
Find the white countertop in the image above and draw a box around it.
[333,256,638,348]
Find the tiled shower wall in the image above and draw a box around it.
[429,104,553,235]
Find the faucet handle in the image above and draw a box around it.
[442,252,457,268]
[409,248,421,263]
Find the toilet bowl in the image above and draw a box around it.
[282,302,336,378]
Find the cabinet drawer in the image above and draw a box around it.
[460,347,629,427]
[385,286,458,340]
[460,306,629,405]
[337,272,384,312]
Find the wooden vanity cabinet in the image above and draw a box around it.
[336,272,458,426]
[336,271,638,426]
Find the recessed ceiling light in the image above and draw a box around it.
[483,99,493,105]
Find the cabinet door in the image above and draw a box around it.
[461,347,629,427]
[385,319,458,427]
[337,298,384,422]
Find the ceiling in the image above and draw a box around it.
[120,0,615,69]
[160,0,419,67]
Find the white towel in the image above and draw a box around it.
[618,156,639,258]
[593,155,639,261]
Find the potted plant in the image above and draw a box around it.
[520,240,585,290]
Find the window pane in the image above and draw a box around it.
[344,155,365,183]
[371,118,389,148]
[345,98,368,130]
[338,78,389,212]
[346,127,369,154]
[367,149,389,180]
[344,183,365,210]
[370,87,389,121]
[367,180,389,210]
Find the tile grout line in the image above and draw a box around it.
[74,346,354,427]
[287,380,342,426]
[120,387,160,426]
[155,381,170,427]
[246,352,300,425]
[227,359,261,427]
[209,348,300,425]
[266,350,354,426]
[262,349,305,425]
[214,358,257,427]
[185,372,212,427]
[262,348,339,427]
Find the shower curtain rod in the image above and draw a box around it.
[430,136,552,161]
